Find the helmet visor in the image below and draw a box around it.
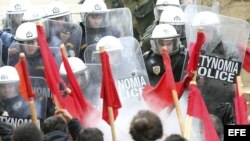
[151,38,179,55]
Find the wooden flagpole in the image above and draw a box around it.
[99,46,117,141]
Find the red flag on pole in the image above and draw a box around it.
[100,51,122,125]
[234,77,248,124]
[60,47,100,126]
[186,31,205,73]
[15,53,39,125]
[36,24,65,108]
[142,48,180,113]
[15,54,35,101]
[243,47,250,73]
[187,84,220,141]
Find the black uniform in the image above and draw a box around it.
[0,95,30,118]
[144,47,187,86]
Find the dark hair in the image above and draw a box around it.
[12,123,42,141]
[164,134,187,141]
[129,110,163,141]
[0,121,14,141]
[77,128,103,141]
[42,115,68,134]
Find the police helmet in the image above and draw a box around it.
[159,6,186,38]
[0,66,20,98]
[150,24,180,55]
[15,22,37,41]
[45,1,71,22]
[96,36,122,52]
[80,0,108,23]
[59,57,89,87]
[154,0,180,20]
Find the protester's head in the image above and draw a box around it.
[0,121,14,141]
[59,57,89,88]
[164,134,187,141]
[129,110,163,141]
[42,115,68,134]
[210,114,224,141]
[150,24,180,55]
[15,22,39,56]
[12,123,42,141]
[77,128,103,141]
[0,66,19,99]
[80,0,108,27]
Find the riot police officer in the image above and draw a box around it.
[1,0,29,65]
[159,6,186,48]
[0,66,30,118]
[192,11,236,125]
[8,22,45,78]
[59,57,102,109]
[5,0,29,35]
[144,24,187,86]
[44,1,81,58]
[141,0,182,53]
[79,0,120,61]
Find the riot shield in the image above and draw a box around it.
[7,43,62,78]
[0,77,47,128]
[81,63,102,110]
[0,39,3,66]
[42,19,82,57]
[84,7,133,46]
[84,36,149,131]
[184,4,219,46]
[186,11,249,124]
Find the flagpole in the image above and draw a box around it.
[99,46,117,141]
[236,76,244,97]
[171,89,185,136]
[184,28,205,139]
[19,53,38,126]
[184,72,196,140]
[162,47,185,136]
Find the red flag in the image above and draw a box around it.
[187,84,220,141]
[186,31,205,73]
[36,25,65,108]
[234,79,248,124]
[243,47,250,73]
[100,51,122,125]
[60,48,100,126]
[15,55,35,101]
[142,48,180,113]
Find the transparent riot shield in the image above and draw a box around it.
[186,11,249,124]
[84,8,133,46]
[84,36,149,131]
[60,62,103,110]
[184,4,219,46]
[0,77,47,128]
[42,19,82,57]
[30,77,49,119]
[7,43,62,78]
[0,39,3,66]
